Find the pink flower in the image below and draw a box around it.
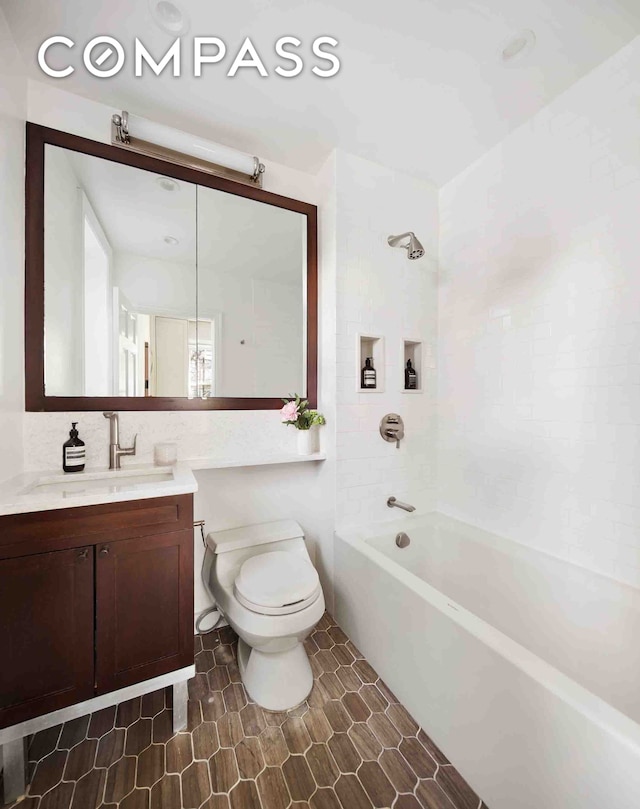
[281,401,299,422]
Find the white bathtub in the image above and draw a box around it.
[334,513,640,809]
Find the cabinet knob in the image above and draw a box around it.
[99,546,110,557]
[78,548,89,561]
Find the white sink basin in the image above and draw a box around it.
[0,463,197,517]
[22,467,176,499]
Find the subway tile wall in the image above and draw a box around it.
[333,152,439,528]
[438,37,640,588]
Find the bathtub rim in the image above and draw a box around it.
[335,514,640,757]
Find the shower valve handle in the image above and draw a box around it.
[385,428,401,448]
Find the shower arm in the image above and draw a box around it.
[387,232,412,248]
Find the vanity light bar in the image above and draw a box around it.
[111,110,266,188]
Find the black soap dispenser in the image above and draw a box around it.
[63,422,86,473]
[362,357,377,389]
[405,359,418,390]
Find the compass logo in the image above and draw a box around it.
[37,35,341,79]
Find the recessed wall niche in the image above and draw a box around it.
[357,334,385,393]
[402,339,423,393]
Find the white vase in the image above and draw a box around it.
[297,427,319,456]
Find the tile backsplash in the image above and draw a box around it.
[23,410,298,472]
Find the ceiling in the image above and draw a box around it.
[4,0,640,186]
[55,146,304,282]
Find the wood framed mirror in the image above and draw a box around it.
[25,123,317,411]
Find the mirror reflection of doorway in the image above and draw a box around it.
[189,319,215,399]
[143,317,215,399]
[114,291,141,397]
[152,316,188,397]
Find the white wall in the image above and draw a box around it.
[44,146,84,395]
[193,464,334,615]
[438,36,640,589]
[332,151,439,528]
[82,208,113,396]
[115,252,195,318]
[251,278,304,398]
[25,80,337,609]
[0,10,25,483]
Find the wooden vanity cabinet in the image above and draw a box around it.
[0,494,194,730]
[96,528,194,693]
[0,547,95,729]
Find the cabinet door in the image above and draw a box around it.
[0,547,94,729]
[95,529,194,693]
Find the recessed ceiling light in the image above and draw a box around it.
[164,235,179,245]
[148,0,189,36]
[500,29,536,66]
[156,176,179,193]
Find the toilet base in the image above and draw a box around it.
[237,637,314,711]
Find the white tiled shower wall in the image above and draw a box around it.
[438,36,640,588]
[332,152,439,528]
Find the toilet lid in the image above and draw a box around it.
[234,551,321,616]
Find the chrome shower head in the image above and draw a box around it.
[387,231,425,260]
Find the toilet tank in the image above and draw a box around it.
[207,520,305,554]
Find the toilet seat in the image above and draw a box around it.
[234,551,321,616]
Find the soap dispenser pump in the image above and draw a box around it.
[63,422,86,473]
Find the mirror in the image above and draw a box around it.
[196,186,306,398]
[27,125,317,410]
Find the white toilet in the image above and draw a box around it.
[202,519,325,711]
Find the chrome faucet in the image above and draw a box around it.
[387,496,415,512]
[103,412,137,470]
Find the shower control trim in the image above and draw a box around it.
[380,413,405,448]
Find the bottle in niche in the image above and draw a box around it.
[405,359,418,390]
[362,357,377,389]
[63,422,86,473]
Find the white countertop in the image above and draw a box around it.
[0,452,326,517]
[0,463,198,517]
[185,451,326,470]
